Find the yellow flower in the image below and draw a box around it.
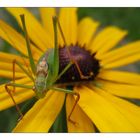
[0,8,140,132]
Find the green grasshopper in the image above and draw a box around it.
[5,15,93,123]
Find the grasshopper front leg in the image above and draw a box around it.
[5,83,33,121]
[5,59,34,121]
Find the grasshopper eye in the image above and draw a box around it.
[36,58,48,75]
[44,64,48,75]
[42,61,48,74]
[32,86,35,91]
[45,63,48,72]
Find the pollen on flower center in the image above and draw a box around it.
[56,45,100,84]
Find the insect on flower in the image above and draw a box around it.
[2,8,140,132]
[4,15,100,124]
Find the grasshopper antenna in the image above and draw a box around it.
[20,14,36,75]
[52,16,59,78]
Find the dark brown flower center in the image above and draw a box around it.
[56,45,100,84]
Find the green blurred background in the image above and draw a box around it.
[0,8,140,132]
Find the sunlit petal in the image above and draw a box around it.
[0,52,29,65]
[89,26,127,55]
[6,8,53,51]
[0,20,41,59]
[100,41,140,68]
[97,80,140,99]
[13,91,65,132]
[0,70,26,79]
[75,86,138,132]
[0,61,28,73]
[94,87,140,130]
[98,70,140,85]
[39,8,56,42]
[59,8,77,46]
[78,17,99,46]
[66,95,95,132]
[0,77,34,111]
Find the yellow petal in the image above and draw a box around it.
[6,8,53,51]
[78,17,99,47]
[59,8,77,46]
[98,70,140,85]
[97,80,140,99]
[13,91,65,132]
[89,26,127,55]
[66,94,95,132]
[100,41,140,68]
[102,53,140,68]
[0,52,34,79]
[0,52,29,65]
[99,41,140,62]
[39,8,56,42]
[0,61,28,73]
[94,87,140,130]
[74,86,138,132]
[0,20,41,59]
[0,77,31,93]
[0,90,34,111]
[0,78,34,111]
[0,70,26,79]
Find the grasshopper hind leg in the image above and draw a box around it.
[5,59,34,121]
[67,92,80,124]
[50,86,80,124]
[5,59,23,121]
[5,83,24,121]
[57,17,93,80]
